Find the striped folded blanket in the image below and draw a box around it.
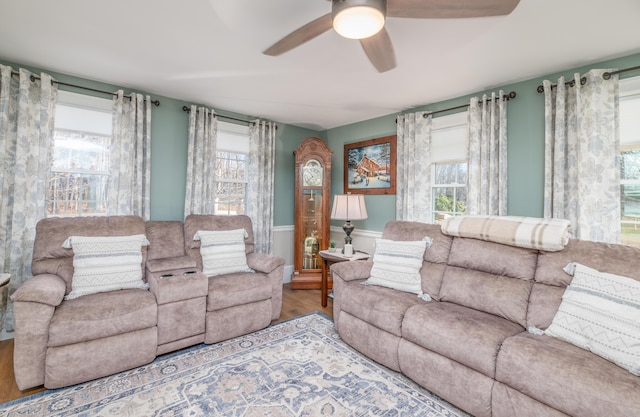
[441,215,571,252]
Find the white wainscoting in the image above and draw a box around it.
[273,225,382,284]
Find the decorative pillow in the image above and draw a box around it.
[364,237,432,298]
[545,262,640,376]
[63,234,149,300]
[193,229,253,277]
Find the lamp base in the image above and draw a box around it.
[342,220,356,254]
[342,220,354,245]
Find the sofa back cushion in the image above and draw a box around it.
[439,237,538,327]
[145,221,186,261]
[381,221,452,300]
[530,238,640,329]
[31,216,146,294]
[183,214,255,271]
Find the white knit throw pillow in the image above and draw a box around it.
[63,234,149,300]
[194,229,253,277]
[545,262,640,376]
[365,237,431,297]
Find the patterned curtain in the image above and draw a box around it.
[543,69,620,243]
[467,91,508,215]
[0,65,57,334]
[396,112,433,222]
[184,105,217,216]
[246,120,276,254]
[109,90,152,220]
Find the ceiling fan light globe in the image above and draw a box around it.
[333,6,385,39]
[332,0,386,40]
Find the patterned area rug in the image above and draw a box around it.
[1,312,468,416]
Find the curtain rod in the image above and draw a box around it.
[182,105,257,126]
[10,70,160,106]
[412,91,516,119]
[536,77,588,93]
[536,64,640,93]
[603,64,640,80]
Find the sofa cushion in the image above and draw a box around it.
[63,234,149,300]
[365,237,431,295]
[340,282,424,337]
[31,216,146,294]
[48,289,157,347]
[402,302,523,378]
[531,238,640,329]
[185,215,255,251]
[145,220,186,260]
[545,263,640,375]
[496,332,640,417]
[381,221,453,301]
[535,238,640,287]
[439,237,537,327]
[207,272,271,311]
[194,229,253,277]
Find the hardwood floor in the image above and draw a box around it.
[0,284,333,404]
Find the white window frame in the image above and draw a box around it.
[619,76,640,246]
[430,111,469,223]
[432,161,468,223]
[47,91,112,217]
[214,121,249,215]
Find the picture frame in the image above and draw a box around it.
[344,135,396,195]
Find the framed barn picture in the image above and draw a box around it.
[344,135,396,195]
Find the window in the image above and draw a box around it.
[48,91,112,217]
[433,162,468,222]
[620,76,640,246]
[215,122,249,215]
[431,112,469,223]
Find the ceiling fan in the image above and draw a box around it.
[263,0,520,73]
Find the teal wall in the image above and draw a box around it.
[1,59,320,224]
[4,52,640,231]
[325,52,640,232]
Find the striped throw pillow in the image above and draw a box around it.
[365,237,432,296]
[194,229,253,277]
[545,263,640,376]
[63,234,149,300]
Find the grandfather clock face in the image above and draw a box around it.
[302,159,323,187]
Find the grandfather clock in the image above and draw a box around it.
[292,137,332,289]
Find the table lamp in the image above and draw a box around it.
[330,193,368,256]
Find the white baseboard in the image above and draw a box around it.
[283,264,294,284]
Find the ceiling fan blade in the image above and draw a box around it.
[387,0,520,19]
[360,28,396,73]
[263,13,333,56]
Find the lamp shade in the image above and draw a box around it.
[331,194,368,221]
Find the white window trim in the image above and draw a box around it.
[48,92,112,217]
[619,76,640,238]
[214,121,249,215]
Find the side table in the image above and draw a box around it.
[319,250,369,307]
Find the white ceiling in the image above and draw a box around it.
[0,0,639,130]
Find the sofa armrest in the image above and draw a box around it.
[11,274,66,307]
[11,274,66,390]
[331,260,373,282]
[246,252,285,274]
[246,253,285,321]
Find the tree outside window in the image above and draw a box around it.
[432,162,467,223]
